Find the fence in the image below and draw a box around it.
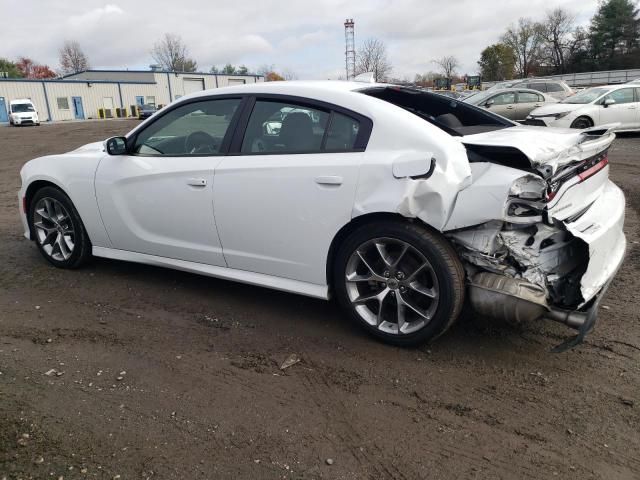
[482,68,640,89]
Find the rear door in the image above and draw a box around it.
[598,87,637,130]
[213,96,372,284]
[515,91,544,121]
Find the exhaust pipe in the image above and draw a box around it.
[469,272,588,331]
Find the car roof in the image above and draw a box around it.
[179,80,389,102]
[10,98,34,104]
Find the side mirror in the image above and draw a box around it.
[603,98,615,107]
[105,136,128,155]
[484,99,494,107]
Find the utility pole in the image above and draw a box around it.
[344,19,355,80]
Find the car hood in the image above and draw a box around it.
[70,141,105,153]
[529,103,583,116]
[460,125,615,173]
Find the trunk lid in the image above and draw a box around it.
[461,125,615,221]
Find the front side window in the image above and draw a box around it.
[241,100,330,154]
[605,88,634,104]
[517,92,543,103]
[133,98,241,156]
[491,92,516,105]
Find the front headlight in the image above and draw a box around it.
[554,111,571,119]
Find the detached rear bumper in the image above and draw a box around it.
[564,180,626,304]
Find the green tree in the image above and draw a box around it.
[590,0,640,68]
[236,65,248,75]
[0,58,24,78]
[478,44,516,81]
[221,64,236,74]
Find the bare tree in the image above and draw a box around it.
[432,56,459,78]
[355,38,392,82]
[282,68,298,80]
[501,18,543,77]
[151,34,197,72]
[58,40,89,75]
[538,8,575,73]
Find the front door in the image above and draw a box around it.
[95,96,243,266]
[214,97,366,284]
[486,92,517,120]
[0,97,8,123]
[72,97,84,119]
[599,87,638,130]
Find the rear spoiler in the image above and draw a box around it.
[580,123,618,137]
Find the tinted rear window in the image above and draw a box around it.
[359,86,513,136]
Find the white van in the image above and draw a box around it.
[9,99,40,126]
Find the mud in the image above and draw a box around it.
[1,120,639,479]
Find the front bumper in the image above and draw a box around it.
[12,116,39,125]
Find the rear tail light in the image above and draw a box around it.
[22,196,27,214]
[546,152,608,201]
[578,156,608,181]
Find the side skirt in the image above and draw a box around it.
[92,246,330,300]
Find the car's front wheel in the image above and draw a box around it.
[570,116,593,129]
[333,220,465,346]
[29,186,92,268]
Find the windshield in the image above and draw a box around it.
[562,88,609,104]
[141,104,156,110]
[463,90,494,105]
[11,103,35,113]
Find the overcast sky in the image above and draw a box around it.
[2,0,599,79]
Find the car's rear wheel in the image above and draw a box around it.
[29,187,92,269]
[333,220,465,346]
[570,116,593,129]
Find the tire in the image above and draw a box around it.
[29,186,92,269]
[333,219,465,346]
[570,116,593,129]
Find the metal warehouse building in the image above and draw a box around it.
[0,70,264,123]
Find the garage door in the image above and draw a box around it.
[184,78,205,94]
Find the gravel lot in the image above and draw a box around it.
[1,120,639,480]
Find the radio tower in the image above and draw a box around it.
[344,19,355,80]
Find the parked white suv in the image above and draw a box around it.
[9,99,40,126]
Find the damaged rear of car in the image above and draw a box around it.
[360,86,626,350]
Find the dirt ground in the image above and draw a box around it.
[0,120,639,480]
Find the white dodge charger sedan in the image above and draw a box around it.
[18,81,626,349]
[525,84,640,131]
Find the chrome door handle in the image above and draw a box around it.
[315,175,343,186]
[187,178,207,187]
[506,106,515,109]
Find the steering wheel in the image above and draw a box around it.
[184,131,217,154]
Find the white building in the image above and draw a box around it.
[0,69,264,123]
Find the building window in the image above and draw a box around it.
[57,97,69,110]
[228,79,247,85]
[145,96,156,107]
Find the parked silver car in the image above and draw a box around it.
[463,88,558,121]
[510,79,574,100]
